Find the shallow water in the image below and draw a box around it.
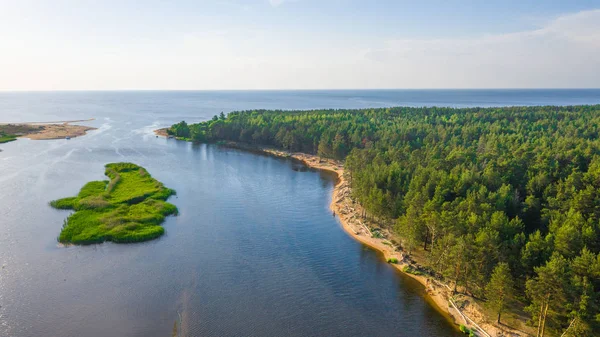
[1,90,599,337]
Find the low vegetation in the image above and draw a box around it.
[459,324,476,337]
[0,124,43,140]
[402,265,424,276]
[0,132,17,143]
[50,163,177,244]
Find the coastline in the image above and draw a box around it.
[157,134,526,336]
[258,148,464,324]
[215,142,468,328]
[0,119,96,140]
[231,144,534,337]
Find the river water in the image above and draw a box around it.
[1,90,599,337]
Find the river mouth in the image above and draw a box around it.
[10,90,591,336]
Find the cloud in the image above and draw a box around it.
[363,9,600,88]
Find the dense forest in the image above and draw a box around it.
[169,105,600,336]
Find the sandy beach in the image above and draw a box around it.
[0,119,96,140]
[154,128,169,137]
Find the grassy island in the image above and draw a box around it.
[51,163,177,244]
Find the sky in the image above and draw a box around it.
[0,0,599,90]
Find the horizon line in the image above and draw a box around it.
[1,88,600,93]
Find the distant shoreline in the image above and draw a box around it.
[0,119,96,140]
[154,127,169,137]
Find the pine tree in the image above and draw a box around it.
[485,262,514,324]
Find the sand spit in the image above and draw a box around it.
[0,119,96,140]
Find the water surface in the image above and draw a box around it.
[1,90,599,337]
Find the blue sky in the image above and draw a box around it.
[0,0,599,90]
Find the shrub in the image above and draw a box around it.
[402,265,424,276]
[459,324,475,336]
[387,258,399,264]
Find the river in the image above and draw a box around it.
[1,90,599,337]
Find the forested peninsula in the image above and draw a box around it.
[168,105,600,336]
[51,163,177,244]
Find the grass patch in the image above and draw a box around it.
[387,257,399,264]
[0,134,17,143]
[50,162,178,245]
[402,265,424,276]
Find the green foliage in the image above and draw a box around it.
[172,105,600,333]
[459,324,470,334]
[50,163,177,244]
[0,133,17,143]
[387,257,398,264]
[402,265,424,276]
[485,262,515,323]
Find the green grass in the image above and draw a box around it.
[50,163,178,244]
[387,258,399,264]
[0,134,17,143]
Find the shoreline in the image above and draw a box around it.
[0,119,96,140]
[258,148,464,326]
[157,135,526,336]
[256,146,535,337]
[154,127,169,137]
[216,142,467,329]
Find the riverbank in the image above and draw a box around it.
[156,132,527,336]
[258,148,465,323]
[219,142,530,337]
[0,119,96,140]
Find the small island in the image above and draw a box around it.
[51,163,178,244]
